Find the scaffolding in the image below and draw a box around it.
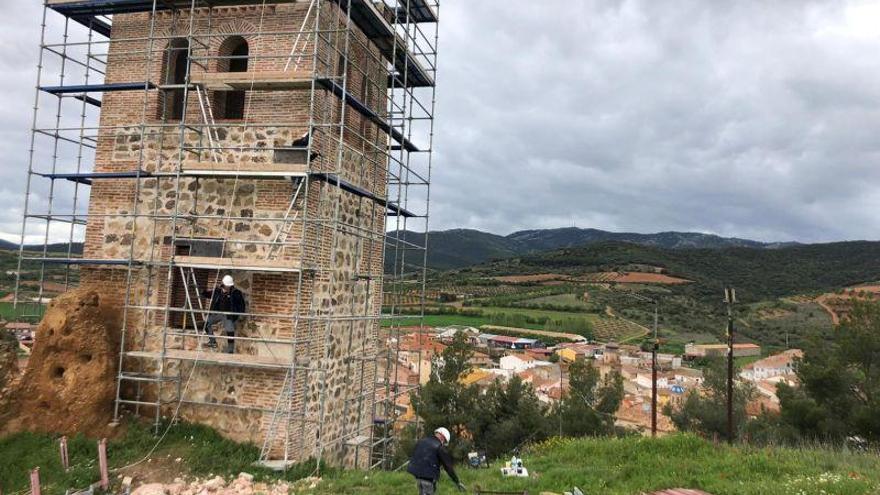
[16,0,438,470]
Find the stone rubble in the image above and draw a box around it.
[128,473,321,495]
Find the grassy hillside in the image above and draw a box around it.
[390,228,790,271]
[307,435,880,494]
[488,241,880,302]
[5,424,880,495]
[428,240,880,350]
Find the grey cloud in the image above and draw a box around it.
[429,0,880,242]
[0,1,878,245]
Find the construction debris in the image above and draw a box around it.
[0,288,121,437]
[129,473,300,495]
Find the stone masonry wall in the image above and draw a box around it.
[80,2,390,466]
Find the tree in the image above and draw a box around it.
[468,375,550,458]
[552,360,623,437]
[665,358,755,438]
[410,332,479,458]
[778,301,880,442]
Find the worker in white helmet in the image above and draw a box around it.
[407,427,465,494]
[201,274,246,353]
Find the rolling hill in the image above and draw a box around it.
[393,227,796,270]
[471,240,880,302]
[0,240,83,254]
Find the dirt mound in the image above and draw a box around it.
[0,288,122,437]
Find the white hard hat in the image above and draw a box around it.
[222,275,234,287]
[434,427,451,444]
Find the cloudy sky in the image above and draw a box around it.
[2,1,880,244]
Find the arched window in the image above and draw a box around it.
[162,38,190,120]
[217,36,249,119]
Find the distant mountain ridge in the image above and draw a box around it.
[394,227,798,270]
[0,240,84,254]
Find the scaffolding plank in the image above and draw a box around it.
[191,70,313,91]
[22,257,136,266]
[48,0,432,87]
[173,255,302,273]
[394,0,438,24]
[38,170,152,185]
[69,14,112,37]
[327,0,434,88]
[311,172,416,217]
[72,93,103,107]
[317,78,419,152]
[386,203,416,218]
[126,349,293,370]
[47,0,296,16]
[182,162,308,178]
[40,82,156,94]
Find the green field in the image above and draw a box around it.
[517,291,600,310]
[478,305,596,320]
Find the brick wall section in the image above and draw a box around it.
[81,2,392,466]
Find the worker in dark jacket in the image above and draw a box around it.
[407,427,465,494]
[201,274,246,353]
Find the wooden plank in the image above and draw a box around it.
[190,70,313,91]
[173,256,302,273]
[183,161,308,177]
[126,349,292,369]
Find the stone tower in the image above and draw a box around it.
[25,0,438,468]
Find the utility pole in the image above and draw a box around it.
[651,298,659,437]
[724,286,736,444]
[621,291,660,437]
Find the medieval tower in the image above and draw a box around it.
[17,0,437,469]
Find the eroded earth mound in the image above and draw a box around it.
[0,288,121,436]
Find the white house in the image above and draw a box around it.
[740,350,802,381]
[499,354,552,373]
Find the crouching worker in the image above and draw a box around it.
[201,274,246,353]
[408,427,466,494]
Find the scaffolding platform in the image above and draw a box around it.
[182,162,309,178]
[38,170,152,185]
[311,172,415,217]
[329,0,434,87]
[22,257,137,266]
[39,82,157,96]
[126,349,294,370]
[46,0,296,16]
[317,79,419,152]
[172,256,303,273]
[32,167,412,216]
[49,0,433,87]
[191,70,313,91]
[394,0,438,23]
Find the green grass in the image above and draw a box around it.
[6,425,880,495]
[0,422,305,495]
[302,435,880,495]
